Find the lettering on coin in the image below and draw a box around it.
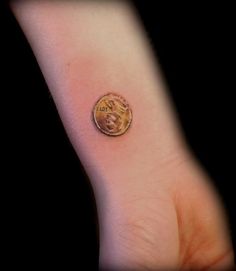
[93,93,132,136]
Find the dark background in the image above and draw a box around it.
[1,1,235,269]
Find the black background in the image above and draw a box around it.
[1,1,235,269]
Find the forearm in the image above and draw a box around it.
[10,1,187,195]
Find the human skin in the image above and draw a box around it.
[10,1,234,270]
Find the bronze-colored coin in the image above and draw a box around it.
[93,93,132,136]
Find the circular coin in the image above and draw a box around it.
[93,93,132,136]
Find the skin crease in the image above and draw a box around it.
[10,1,234,270]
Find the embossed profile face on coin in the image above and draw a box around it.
[93,93,132,136]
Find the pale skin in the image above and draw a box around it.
[10,1,234,270]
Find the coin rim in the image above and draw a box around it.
[93,93,132,136]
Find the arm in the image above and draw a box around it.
[10,1,234,270]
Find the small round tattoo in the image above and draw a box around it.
[93,93,132,136]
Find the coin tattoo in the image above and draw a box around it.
[93,93,132,136]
